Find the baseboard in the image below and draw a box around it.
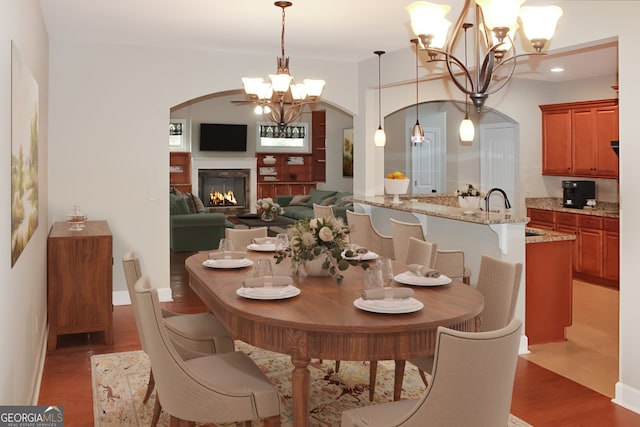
[519,334,530,355]
[613,381,640,415]
[113,288,174,306]
[31,326,48,405]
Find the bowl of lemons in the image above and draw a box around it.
[384,171,410,204]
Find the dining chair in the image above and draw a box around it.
[313,203,336,219]
[346,211,395,259]
[434,249,471,285]
[342,319,522,427]
[405,236,438,268]
[133,276,281,426]
[409,255,523,386]
[390,218,426,264]
[122,250,235,425]
[225,226,268,250]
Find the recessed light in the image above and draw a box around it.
[550,67,564,73]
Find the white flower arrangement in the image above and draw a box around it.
[275,216,356,283]
[454,184,485,198]
[256,197,284,215]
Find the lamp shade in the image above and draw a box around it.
[242,78,265,96]
[519,5,563,41]
[269,73,293,93]
[303,79,326,98]
[411,121,425,143]
[375,127,387,147]
[475,0,524,30]
[459,118,475,142]
[407,1,452,47]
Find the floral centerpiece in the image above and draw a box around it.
[275,216,357,283]
[256,197,284,222]
[454,184,485,210]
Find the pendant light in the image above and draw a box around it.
[411,39,425,144]
[374,50,386,147]
[459,23,475,142]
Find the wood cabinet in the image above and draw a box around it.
[540,99,618,178]
[527,208,555,230]
[603,218,620,281]
[577,215,604,277]
[256,153,316,200]
[47,221,113,350]
[170,152,192,193]
[311,110,327,182]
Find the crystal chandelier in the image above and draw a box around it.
[241,1,325,131]
[406,0,563,111]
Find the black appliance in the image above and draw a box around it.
[562,180,595,209]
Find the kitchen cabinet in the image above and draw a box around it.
[577,215,604,277]
[527,208,555,230]
[540,99,618,178]
[47,221,113,350]
[555,212,579,272]
[603,218,620,281]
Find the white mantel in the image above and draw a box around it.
[191,157,258,213]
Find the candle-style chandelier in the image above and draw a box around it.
[241,1,326,131]
[406,0,563,111]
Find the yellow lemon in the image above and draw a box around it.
[393,171,404,179]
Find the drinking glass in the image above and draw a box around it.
[364,268,384,290]
[275,233,289,253]
[218,238,234,259]
[253,258,274,286]
[375,257,395,287]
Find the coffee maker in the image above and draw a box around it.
[562,180,596,209]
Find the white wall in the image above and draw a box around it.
[0,0,49,404]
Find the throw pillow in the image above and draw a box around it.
[183,192,206,213]
[320,196,337,206]
[289,194,312,206]
[170,194,190,215]
[333,192,353,207]
[306,188,337,207]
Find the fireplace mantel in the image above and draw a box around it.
[192,157,257,213]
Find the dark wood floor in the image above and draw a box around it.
[38,251,640,426]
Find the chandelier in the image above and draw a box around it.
[406,0,563,111]
[241,1,325,131]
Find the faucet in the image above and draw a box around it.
[485,188,512,212]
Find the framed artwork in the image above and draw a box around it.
[342,128,354,177]
[11,42,40,267]
[169,119,186,150]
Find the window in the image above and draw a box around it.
[256,122,309,153]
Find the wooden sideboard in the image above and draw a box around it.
[47,220,113,350]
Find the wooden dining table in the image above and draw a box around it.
[186,251,484,427]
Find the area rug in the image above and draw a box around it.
[91,341,532,426]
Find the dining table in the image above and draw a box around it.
[186,250,484,427]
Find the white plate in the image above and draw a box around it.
[341,250,379,261]
[394,271,452,287]
[203,258,254,269]
[353,297,424,314]
[247,243,277,252]
[236,285,301,300]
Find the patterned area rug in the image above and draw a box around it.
[91,341,532,426]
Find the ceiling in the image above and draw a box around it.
[39,0,617,83]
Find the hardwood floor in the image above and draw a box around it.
[37,251,640,426]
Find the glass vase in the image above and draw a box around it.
[261,209,275,222]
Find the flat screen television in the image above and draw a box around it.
[199,123,247,151]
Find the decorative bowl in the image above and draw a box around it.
[384,178,410,204]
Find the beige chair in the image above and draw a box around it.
[390,218,426,264]
[409,255,523,386]
[405,237,437,268]
[122,250,234,424]
[434,249,472,285]
[313,203,335,219]
[133,276,281,426]
[346,211,394,259]
[342,319,522,427]
[225,226,268,250]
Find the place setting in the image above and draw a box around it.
[236,258,300,300]
[393,263,452,287]
[246,233,289,253]
[341,243,379,261]
[203,238,254,269]
[353,258,424,314]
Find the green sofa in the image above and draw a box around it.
[275,188,353,223]
[170,192,233,252]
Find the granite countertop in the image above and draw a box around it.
[525,227,576,244]
[526,197,619,218]
[352,195,529,225]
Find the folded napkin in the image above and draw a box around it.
[361,287,415,300]
[251,237,275,245]
[407,264,441,278]
[345,246,369,256]
[243,276,293,288]
[208,250,247,260]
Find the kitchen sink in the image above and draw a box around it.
[525,231,545,237]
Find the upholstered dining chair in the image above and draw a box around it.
[434,249,472,285]
[346,210,395,259]
[313,203,336,219]
[133,276,281,426]
[342,319,523,427]
[122,250,235,425]
[225,226,268,250]
[405,236,438,268]
[390,218,426,264]
[409,255,523,387]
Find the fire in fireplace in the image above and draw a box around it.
[198,168,250,210]
[210,189,237,206]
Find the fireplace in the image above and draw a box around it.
[198,169,249,209]
[191,157,258,214]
